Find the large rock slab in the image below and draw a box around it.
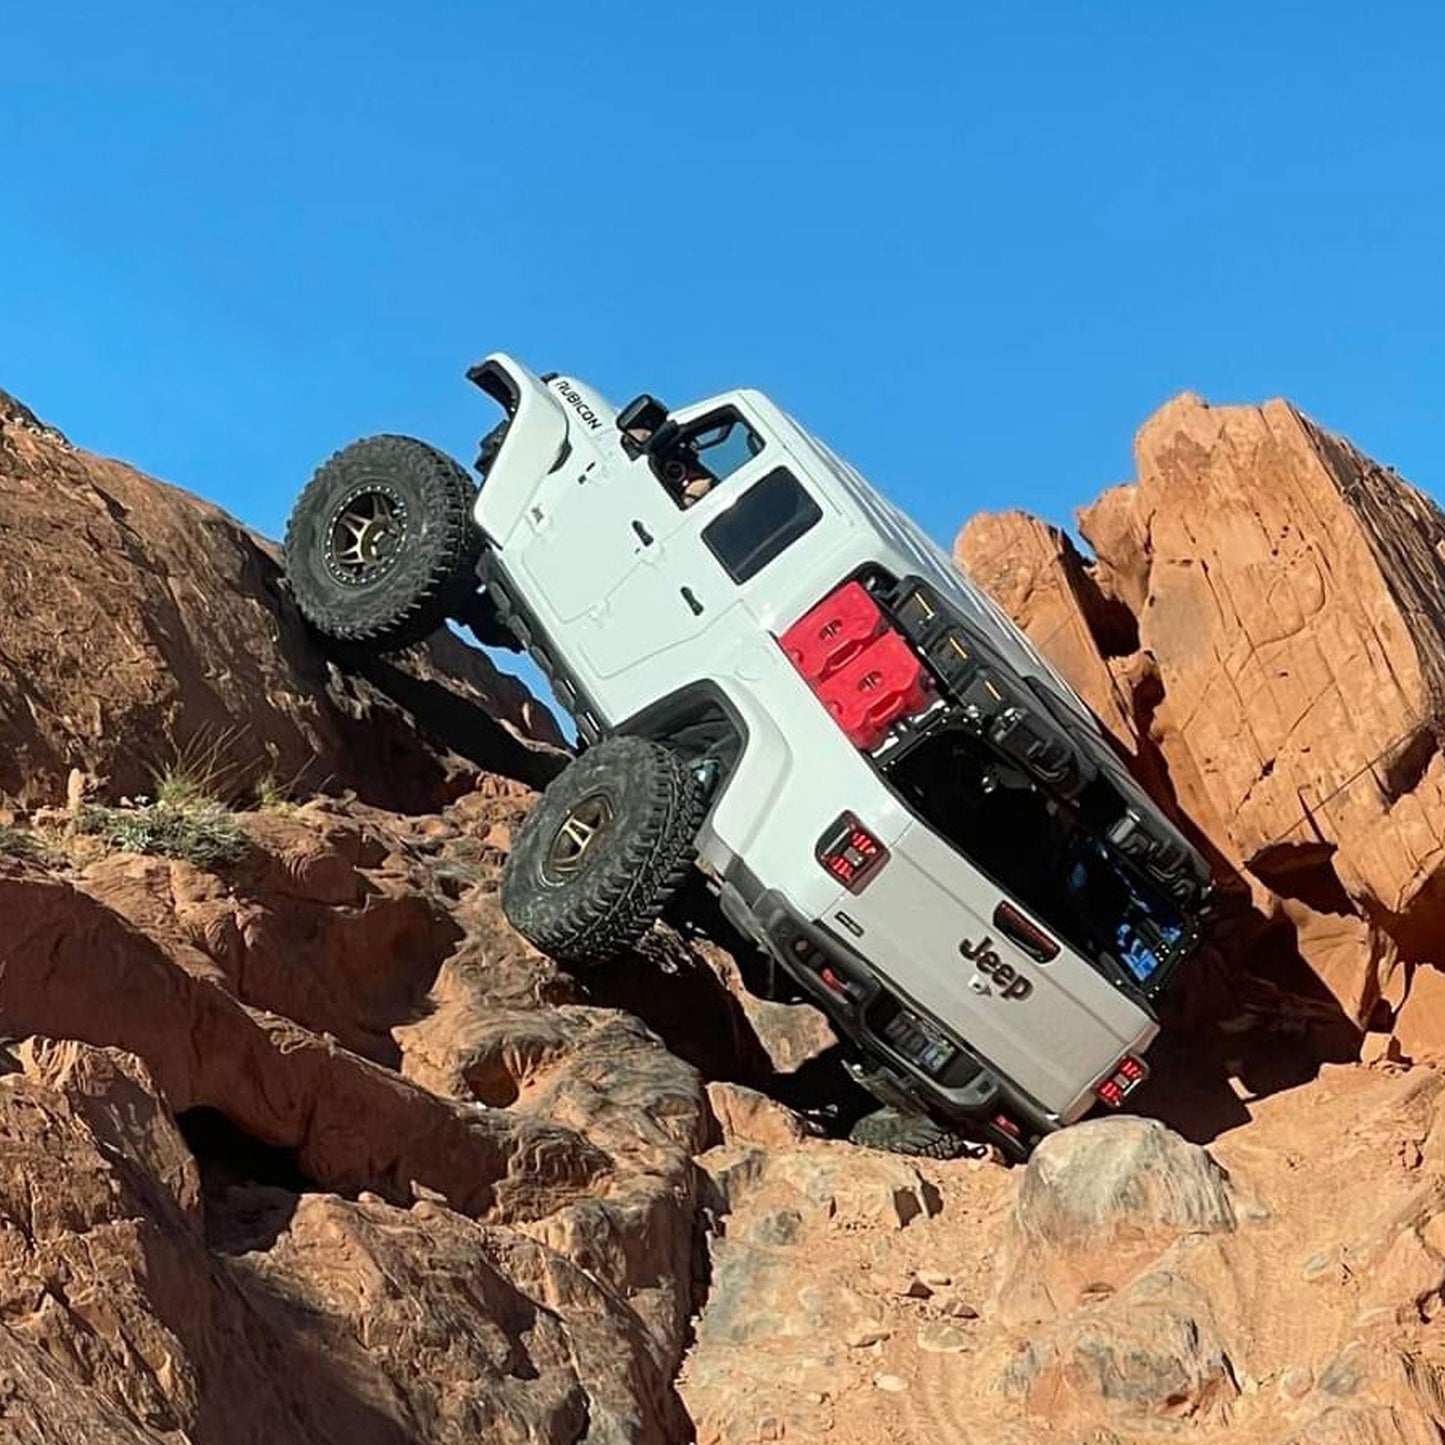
[0,387,561,811]
[957,509,1139,749]
[1103,394,1445,919]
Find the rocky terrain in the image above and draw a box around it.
[5,384,1445,1444]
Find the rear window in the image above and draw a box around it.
[702,467,823,583]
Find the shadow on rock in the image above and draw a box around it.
[350,654,568,795]
[179,1107,312,1254]
[578,929,778,1088]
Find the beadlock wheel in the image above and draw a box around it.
[283,434,482,652]
[501,737,706,966]
[322,483,409,587]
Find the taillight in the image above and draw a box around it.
[1095,1054,1148,1108]
[816,812,889,892]
[780,581,934,750]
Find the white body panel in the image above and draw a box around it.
[473,357,1166,1122]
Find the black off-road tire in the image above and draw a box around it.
[284,435,482,651]
[501,737,706,966]
[848,1106,979,1161]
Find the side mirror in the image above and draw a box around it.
[643,418,681,457]
[617,393,669,438]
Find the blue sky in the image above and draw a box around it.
[4,2,1443,567]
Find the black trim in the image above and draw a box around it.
[617,393,669,442]
[741,888,1059,1150]
[612,679,749,748]
[476,550,608,743]
[466,360,520,413]
[612,679,749,789]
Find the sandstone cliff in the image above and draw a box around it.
[959,394,1445,1062]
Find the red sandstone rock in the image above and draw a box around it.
[0,387,562,812]
[1392,967,1445,1062]
[956,510,1138,748]
[958,392,1445,1043]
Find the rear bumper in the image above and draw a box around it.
[738,886,1068,1159]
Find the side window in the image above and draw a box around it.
[687,412,764,481]
[702,468,824,583]
[654,408,765,508]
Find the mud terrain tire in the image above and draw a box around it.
[502,737,705,966]
[848,1106,979,1160]
[284,435,481,651]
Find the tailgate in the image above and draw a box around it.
[838,820,1155,1116]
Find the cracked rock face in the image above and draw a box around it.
[958,393,1445,1050]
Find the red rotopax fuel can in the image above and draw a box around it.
[779,581,887,683]
[780,581,933,750]
[815,630,932,749]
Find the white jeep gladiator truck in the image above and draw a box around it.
[283,354,1212,1160]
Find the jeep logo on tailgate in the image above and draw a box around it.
[960,935,1033,1000]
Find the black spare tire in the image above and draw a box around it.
[284,434,481,651]
[848,1106,980,1161]
[501,737,705,966]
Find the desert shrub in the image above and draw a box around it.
[150,726,251,811]
[0,825,47,862]
[80,802,248,868]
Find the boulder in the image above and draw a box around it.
[997,1117,1236,1323]
[999,1270,1238,1423]
[705,1082,817,1148]
[1113,395,1445,921]
[955,510,1139,749]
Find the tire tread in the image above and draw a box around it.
[283,434,481,650]
[501,737,705,965]
[848,1106,977,1161]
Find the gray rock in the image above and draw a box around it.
[917,1323,971,1353]
[746,1208,804,1248]
[1000,1271,1236,1420]
[1317,1343,1368,1399]
[1014,1117,1237,1249]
